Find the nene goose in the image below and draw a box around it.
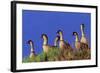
[41,34,51,53]
[73,32,89,50]
[73,32,81,50]
[80,24,88,44]
[57,30,72,50]
[80,24,89,49]
[27,40,36,58]
[41,34,60,53]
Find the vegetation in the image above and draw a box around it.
[22,47,91,63]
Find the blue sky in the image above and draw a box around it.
[22,10,91,58]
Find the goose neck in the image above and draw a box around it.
[75,35,79,42]
[43,37,48,45]
[59,33,63,40]
[81,25,85,37]
[30,42,34,52]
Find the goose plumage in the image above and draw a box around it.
[73,32,81,50]
[80,24,88,44]
[41,34,60,53]
[41,34,50,53]
[73,32,89,50]
[57,30,72,50]
[80,24,89,49]
[27,40,36,58]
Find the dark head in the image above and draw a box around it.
[81,24,85,28]
[41,34,48,40]
[73,32,78,36]
[27,40,33,44]
[57,30,63,35]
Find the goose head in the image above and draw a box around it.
[57,30,63,36]
[41,34,48,40]
[73,32,78,36]
[27,40,33,47]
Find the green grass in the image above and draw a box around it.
[22,47,91,63]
